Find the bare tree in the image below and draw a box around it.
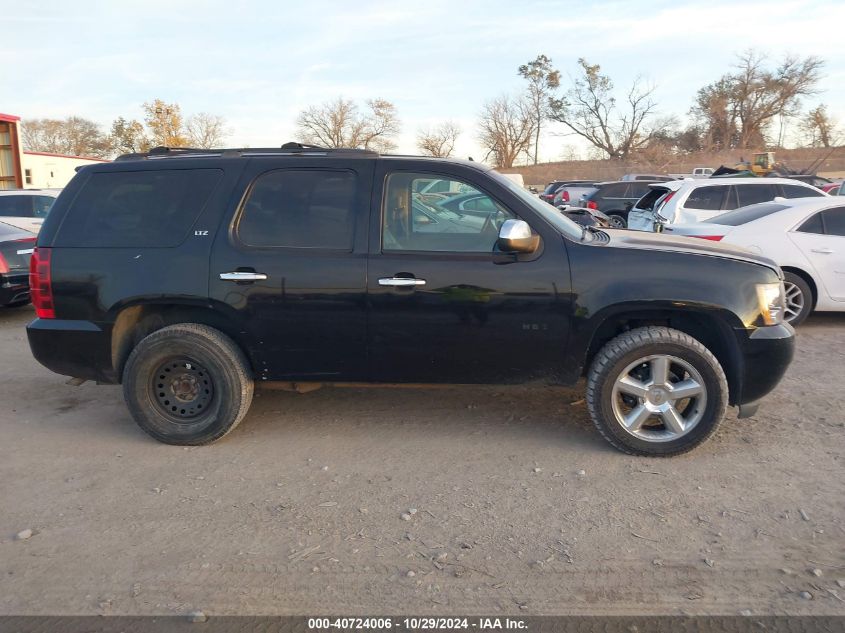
[186,113,228,148]
[548,59,662,160]
[296,97,400,152]
[732,51,823,149]
[21,116,111,158]
[416,121,461,157]
[801,104,839,149]
[692,51,824,150]
[477,95,536,168]
[518,54,560,164]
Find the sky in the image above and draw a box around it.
[2,0,844,162]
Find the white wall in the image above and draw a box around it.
[22,152,108,189]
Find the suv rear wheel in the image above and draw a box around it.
[586,326,728,457]
[122,324,254,445]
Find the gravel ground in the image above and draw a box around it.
[1,305,843,616]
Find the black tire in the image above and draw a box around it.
[586,326,728,457]
[782,271,813,326]
[122,324,254,445]
[608,214,627,228]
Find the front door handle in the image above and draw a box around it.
[220,271,268,281]
[811,248,833,254]
[379,277,426,287]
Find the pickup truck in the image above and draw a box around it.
[668,167,714,179]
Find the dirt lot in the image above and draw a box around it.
[1,305,843,617]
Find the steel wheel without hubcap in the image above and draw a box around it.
[783,280,804,323]
[610,354,707,442]
[150,358,214,422]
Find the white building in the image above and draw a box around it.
[22,151,108,188]
[0,112,109,190]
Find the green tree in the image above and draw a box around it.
[142,99,188,147]
[518,54,560,165]
[109,116,148,155]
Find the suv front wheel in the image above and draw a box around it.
[586,326,728,457]
[122,324,254,445]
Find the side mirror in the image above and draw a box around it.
[498,219,539,254]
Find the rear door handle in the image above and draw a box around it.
[811,248,833,254]
[220,271,268,281]
[379,277,426,287]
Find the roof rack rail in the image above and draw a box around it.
[115,142,379,161]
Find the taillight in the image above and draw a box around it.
[693,235,724,241]
[29,247,55,319]
[587,200,598,210]
[562,190,570,203]
[658,190,676,210]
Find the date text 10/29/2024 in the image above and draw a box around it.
[308,617,528,630]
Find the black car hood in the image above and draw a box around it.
[600,228,780,273]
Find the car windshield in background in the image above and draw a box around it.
[710,202,789,226]
[490,171,584,240]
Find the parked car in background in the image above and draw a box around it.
[553,182,598,208]
[820,181,842,194]
[663,198,845,326]
[627,177,826,231]
[784,174,833,189]
[582,180,665,228]
[0,221,37,308]
[620,173,674,182]
[26,144,794,456]
[669,167,714,179]
[539,180,595,204]
[0,189,60,233]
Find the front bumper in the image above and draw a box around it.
[736,322,795,407]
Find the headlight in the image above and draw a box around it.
[756,282,785,325]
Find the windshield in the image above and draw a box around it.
[490,170,584,239]
[709,202,788,226]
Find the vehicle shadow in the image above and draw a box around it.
[238,383,608,454]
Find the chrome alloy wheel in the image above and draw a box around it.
[610,354,707,442]
[783,280,805,323]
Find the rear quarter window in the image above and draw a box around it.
[684,186,726,210]
[780,184,824,199]
[56,169,223,247]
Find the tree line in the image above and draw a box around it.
[21,50,839,167]
[21,99,228,158]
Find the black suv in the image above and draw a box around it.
[27,145,794,456]
[583,181,665,228]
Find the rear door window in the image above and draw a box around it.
[822,207,845,236]
[735,184,777,208]
[237,169,356,250]
[627,183,652,199]
[58,169,223,247]
[684,186,727,211]
[598,183,628,200]
[797,213,824,235]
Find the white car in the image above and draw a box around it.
[627,177,825,232]
[0,189,60,233]
[663,197,845,325]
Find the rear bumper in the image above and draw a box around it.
[0,272,29,305]
[27,318,117,383]
[736,322,795,406]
